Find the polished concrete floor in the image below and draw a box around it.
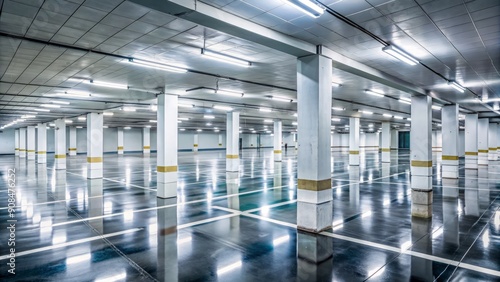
[0,149,499,281]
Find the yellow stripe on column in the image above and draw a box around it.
[68,148,77,151]
[411,160,432,167]
[465,152,478,156]
[478,149,488,153]
[193,144,198,147]
[37,151,46,154]
[381,148,390,152]
[87,157,103,163]
[27,150,35,153]
[19,149,25,152]
[157,166,178,172]
[489,148,497,151]
[55,154,66,159]
[143,146,150,149]
[226,154,239,159]
[273,150,282,154]
[117,146,124,150]
[298,179,331,191]
[442,155,459,160]
[349,150,359,155]
[15,148,19,151]
[218,143,222,146]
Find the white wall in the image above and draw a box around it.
[0,129,16,154]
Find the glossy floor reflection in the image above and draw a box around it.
[0,149,499,281]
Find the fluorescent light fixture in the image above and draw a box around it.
[214,127,219,130]
[178,117,189,121]
[103,112,113,116]
[383,113,392,117]
[178,103,194,108]
[331,118,341,122]
[78,117,86,121]
[272,96,293,102]
[52,101,70,105]
[368,124,374,127]
[251,130,256,133]
[34,108,50,112]
[41,104,60,108]
[359,110,373,115]
[206,123,212,126]
[382,45,419,65]
[126,58,187,73]
[432,105,442,110]
[177,120,182,123]
[332,81,342,87]
[76,126,83,129]
[393,115,403,120]
[285,0,324,18]
[201,48,251,67]
[264,119,273,123]
[204,115,215,119]
[259,108,272,112]
[124,127,131,129]
[151,105,157,111]
[123,107,136,112]
[65,120,73,123]
[180,128,186,131]
[365,89,384,98]
[21,115,36,118]
[406,118,411,121]
[60,90,91,97]
[405,123,410,127]
[398,98,411,104]
[332,107,345,111]
[16,119,25,122]
[213,105,233,111]
[49,123,55,126]
[149,120,157,123]
[196,129,202,132]
[214,129,220,132]
[86,80,128,89]
[215,89,244,97]
[292,122,298,125]
[448,80,465,93]
[146,125,151,128]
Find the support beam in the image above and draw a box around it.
[87,113,103,179]
[411,95,432,218]
[157,94,178,198]
[349,117,360,166]
[465,114,478,169]
[226,111,239,172]
[274,120,282,162]
[297,54,332,233]
[14,129,19,156]
[54,119,66,170]
[117,127,124,154]
[27,126,36,161]
[143,127,151,154]
[69,126,77,155]
[441,105,459,179]
[37,123,47,164]
[478,119,489,165]
[488,123,497,161]
[19,128,26,158]
[381,122,390,163]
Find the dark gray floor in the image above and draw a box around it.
[0,149,499,281]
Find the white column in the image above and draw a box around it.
[465,114,478,169]
[297,54,332,232]
[226,112,239,172]
[381,122,390,163]
[19,128,26,158]
[157,94,178,198]
[37,123,47,164]
[27,126,36,160]
[488,123,497,161]
[391,129,399,150]
[193,133,198,152]
[14,129,19,156]
[143,127,151,154]
[478,119,489,165]
[68,126,77,156]
[411,95,432,218]
[87,113,103,179]
[293,132,298,150]
[54,119,66,170]
[441,105,459,178]
[349,117,360,166]
[117,127,124,154]
[218,134,223,147]
[497,123,500,158]
[273,120,282,162]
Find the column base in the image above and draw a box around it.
[442,165,459,179]
[37,155,46,164]
[15,150,19,156]
[117,150,124,155]
[143,150,150,155]
[27,153,36,160]
[55,158,66,170]
[87,169,103,179]
[478,153,488,165]
[411,190,433,218]
[69,151,77,156]
[297,201,332,233]
[488,152,498,161]
[157,182,177,198]
[381,152,390,163]
[349,154,359,166]
[465,156,478,169]
[297,231,333,263]
[19,152,26,158]
[274,153,282,162]
[226,158,239,172]
[411,175,432,189]
[192,148,198,152]
[442,179,459,198]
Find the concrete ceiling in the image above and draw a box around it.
[0,0,498,133]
